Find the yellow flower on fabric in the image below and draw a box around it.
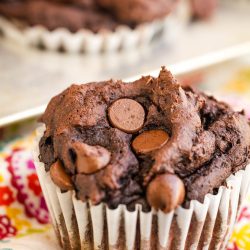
[6,207,31,231]
[231,223,250,250]
[11,133,36,151]
[12,140,25,150]
[223,68,250,95]
[6,207,51,238]
[0,152,7,159]
[246,194,250,203]
[0,174,4,183]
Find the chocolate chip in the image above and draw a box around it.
[132,129,169,154]
[108,98,145,133]
[73,142,111,174]
[50,160,73,190]
[146,174,185,213]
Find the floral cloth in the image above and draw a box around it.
[0,133,59,249]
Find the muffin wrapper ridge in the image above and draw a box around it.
[0,1,189,54]
[33,126,250,250]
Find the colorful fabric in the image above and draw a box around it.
[228,201,250,250]
[0,133,59,249]
[203,67,250,249]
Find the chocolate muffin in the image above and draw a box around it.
[0,0,117,33]
[0,0,178,32]
[190,0,218,19]
[39,67,250,214]
[96,0,179,24]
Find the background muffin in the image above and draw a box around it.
[96,0,179,24]
[0,0,181,52]
[189,0,218,19]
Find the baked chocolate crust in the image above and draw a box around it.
[39,68,250,210]
[0,0,178,32]
[96,0,179,24]
[0,0,117,32]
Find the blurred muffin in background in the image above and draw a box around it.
[96,0,178,24]
[0,0,181,53]
[189,0,218,19]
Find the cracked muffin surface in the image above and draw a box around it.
[39,68,250,213]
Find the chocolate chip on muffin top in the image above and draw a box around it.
[39,67,250,212]
[132,129,169,154]
[108,98,145,133]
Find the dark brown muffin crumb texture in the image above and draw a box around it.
[39,67,250,211]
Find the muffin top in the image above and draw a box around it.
[39,68,250,213]
[96,0,178,24]
[0,0,178,32]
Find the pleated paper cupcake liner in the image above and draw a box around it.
[33,126,250,250]
[0,1,189,54]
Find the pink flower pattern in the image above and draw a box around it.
[0,215,17,240]
[5,149,49,224]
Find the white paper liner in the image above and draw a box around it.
[0,2,189,54]
[33,127,250,250]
